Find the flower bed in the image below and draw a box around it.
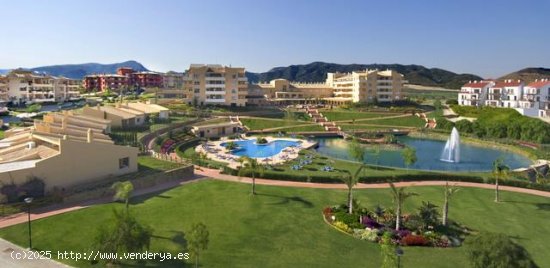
[322,204,469,248]
[160,139,176,154]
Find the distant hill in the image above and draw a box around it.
[245,62,483,89]
[498,67,550,84]
[6,60,149,79]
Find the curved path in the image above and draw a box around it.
[196,167,550,197]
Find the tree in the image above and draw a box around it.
[433,99,442,111]
[442,181,459,226]
[466,232,537,268]
[339,166,364,214]
[348,138,366,164]
[389,182,417,230]
[94,209,153,263]
[238,156,265,195]
[401,146,417,170]
[0,193,7,216]
[187,222,209,268]
[492,158,510,203]
[111,181,134,211]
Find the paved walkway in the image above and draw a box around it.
[195,167,550,197]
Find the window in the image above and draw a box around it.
[194,88,200,93]
[119,157,129,169]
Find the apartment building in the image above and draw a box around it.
[183,64,248,107]
[518,79,550,118]
[458,79,550,120]
[325,69,403,104]
[485,80,524,108]
[0,111,138,191]
[458,80,495,107]
[0,75,8,103]
[83,74,128,92]
[4,69,81,104]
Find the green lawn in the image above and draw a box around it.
[365,115,426,127]
[339,124,395,131]
[241,118,316,131]
[276,124,325,132]
[1,180,549,267]
[138,156,183,171]
[321,111,394,121]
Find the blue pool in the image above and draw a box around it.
[221,139,300,158]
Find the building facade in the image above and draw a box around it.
[3,69,81,104]
[458,80,495,107]
[183,64,248,107]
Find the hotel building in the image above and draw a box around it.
[248,69,404,106]
[182,64,248,107]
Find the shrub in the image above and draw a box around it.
[401,234,429,246]
[353,228,380,242]
[403,214,424,232]
[334,211,361,229]
[446,99,458,105]
[333,221,352,233]
[361,216,382,229]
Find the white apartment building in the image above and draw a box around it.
[458,80,495,107]
[459,79,550,120]
[518,79,550,118]
[3,69,81,105]
[485,80,523,108]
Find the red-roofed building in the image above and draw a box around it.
[458,80,494,106]
[485,80,524,108]
[519,79,550,119]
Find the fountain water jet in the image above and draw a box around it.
[440,127,460,163]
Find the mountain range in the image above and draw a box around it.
[0,60,148,79]
[498,67,550,84]
[1,60,548,89]
[245,62,483,89]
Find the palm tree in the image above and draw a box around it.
[111,181,134,212]
[340,166,364,214]
[238,156,265,195]
[389,182,417,230]
[237,156,247,169]
[401,146,417,170]
[492,158,510,203]
[442,181,459,226]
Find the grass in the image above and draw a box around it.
[339,124,395,131]
[138,156,183,171]
[402,87,458,100]
[364,115,426,127]
[0,129,4,139]
[1,180,549,267]
[276,124,325,132]
[321,111,393,121]
[241,118,316,131]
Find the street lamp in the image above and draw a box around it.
[395,246,404,268]
[24,197,33,249]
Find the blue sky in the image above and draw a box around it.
[0,0,548,77]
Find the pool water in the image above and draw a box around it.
[314,137,532,171]
[222,139,300,158]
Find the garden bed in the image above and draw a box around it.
[323,203,470,248]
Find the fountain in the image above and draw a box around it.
[440,127,460,163]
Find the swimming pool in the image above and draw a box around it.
[221,139,300,158]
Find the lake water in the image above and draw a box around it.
[314,136,532,171]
